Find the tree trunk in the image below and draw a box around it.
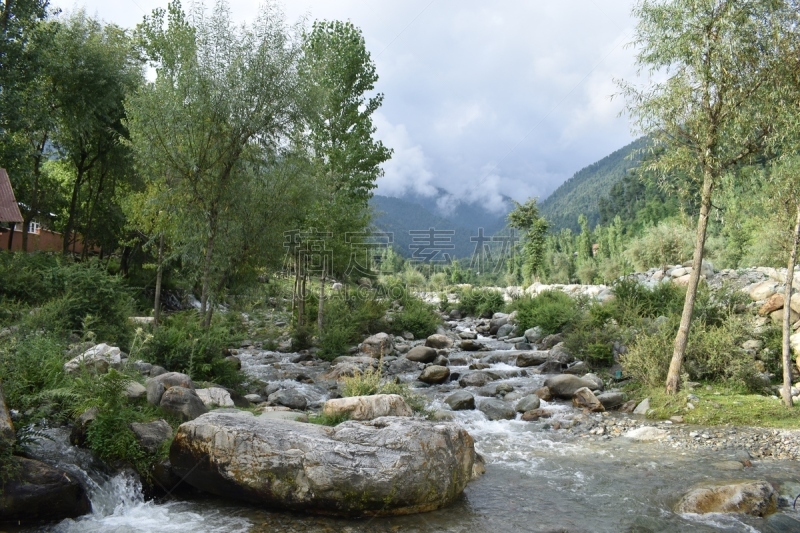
[200,229,216,328]
[21,216,30,252]
[7,223,15,251]
[318,272,325,334]
[665,173,714,394]
[781,203,800,407]
[62,170,83,255]
[154,234,165,328]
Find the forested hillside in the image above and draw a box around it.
[540,137,648,232]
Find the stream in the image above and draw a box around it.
[18,326,800,533]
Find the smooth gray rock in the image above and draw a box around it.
[406,346,438,363]
[124,381,147,400]
[425,334,453,349]
[524,327,542,343]
[515,351,550,367]
[361,332,394,358]
[170,412,476,516]
[479,399,515,421]
[537,360,563,374]
[543,375,599,399]
[419,365,450,384]
[458,371,492,388]
[581,373,604,391]
[515,394,541,413]
[432,355,450,367]
[445,391,476,410]
[146,372,195,406]
[460,339,482,351]
[159,386,208,421]
[596,392,625,410]
[130,419,173,454]
[268,389,308,411]
[496,323,515,338]
[633,398,651,415]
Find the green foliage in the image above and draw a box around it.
[507,198,549,282]
[623,221,694,271]
[389,297,440,340]
[0,335,68,418]
[341,363,429,415]
[141,311,245,388]
[510,290,579,335]
[318,294,388,361]
[609,277,686,322]
[308,412,349,426]
[456,287,505,318]
[563,303,619,368]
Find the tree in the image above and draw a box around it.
[128,0,305,326]
[620,0,794,393]
[296,20,392,331]
[507,198,548,284]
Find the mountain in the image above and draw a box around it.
[368,193,509,260]
[540,136,648,232]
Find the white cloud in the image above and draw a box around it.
[373,112,437,198]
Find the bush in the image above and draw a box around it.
[141,311,245,388]
[510,290,579,335]
[619,320,675,387]
[0,334,68,418]
[624,221,694,271]
[341,363,429,415]
[609,278,686,323]
[0,252,62,305]
[390,297,440,339]
[563,303,619,368]
[456,287,505,318]
[318,293,388,361]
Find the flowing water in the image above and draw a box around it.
[19,338,800,533]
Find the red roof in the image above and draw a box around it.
[0,168,23,223]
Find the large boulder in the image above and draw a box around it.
[146,372,195,406]
[596,392,625,410]
[418,365,450,384]
[130,419,173,454]
[323,394,412,421]
[406,346,438,363]
[268,389,308,411]
[0,457,91,523]
[458,371,492,388]
[169,412,476,516]
[515,351,550,367]
[361,333,394,358]
[479,399,515,421]
[63,343,123,375]
[445,391,476,410]
[459,339,482,352]
[196,387,235,408]
[515,394,541,413]
[425,334,453,350]
[749,281,779,301]
[675,480,777,516]
[159,386,208,421]
[543,375,600,399]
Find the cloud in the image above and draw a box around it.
[373,112,437,198]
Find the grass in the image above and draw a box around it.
[629,384,800,429]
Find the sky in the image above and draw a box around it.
[51,0,640,214]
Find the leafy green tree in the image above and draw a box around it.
[128,0,306,326]
[507,198,549,284]
[620,0,795,393]
[296,20,392,331]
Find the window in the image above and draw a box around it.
[28,221,40,234]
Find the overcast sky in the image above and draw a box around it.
[51,0,639,213]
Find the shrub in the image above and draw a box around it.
[619,320,675,387]
[341,363,429,415]
[318,294,388,361]
[624,221,694,271]
[563,303,619,368]
[0,252,62,305]
[456,287,505,318]
[390,297,440,339]
[141,311,245,388]
[609,278,686,323]
[0,335,68,417]
[510,290,579,335]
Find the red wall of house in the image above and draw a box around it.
[0,228,96,254]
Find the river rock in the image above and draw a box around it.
[749,281,779,301]
[361,333,394,358]
[268,389,308,411]
[425,334,453,349]
[544,375,599,399]
[524,327,543,343]
[479,399,515,420]
[515,351,550,367]
[130,419,173,454]
[675,480,777,516]
[387,357,420,375]
[489,316,507,335]
[633,398,651,415]
[419,365,450,384]
[0,458,91,523]
[160,386,208,421]
[323,394,412,420]
[581,373,604,391]
[549,343,574,364]
[624,426,668,441]
[146,372,195,406]
[196,387,235,408]
[458,331,478,340]
[445,391,476,410]
[534,386,553,401]
[170,412,476,516]
[521,408,553,421]
[124,381,147,400]
[537,360,563,374]
[596,392,625,410]
[406,346,437,363]
[496,323,515,338]
[758,293,785,316]
[459,371,492,388]
[460,339,482,351]
[515,394,541,413]
[572,387,604,412]
[63,343,123,374]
